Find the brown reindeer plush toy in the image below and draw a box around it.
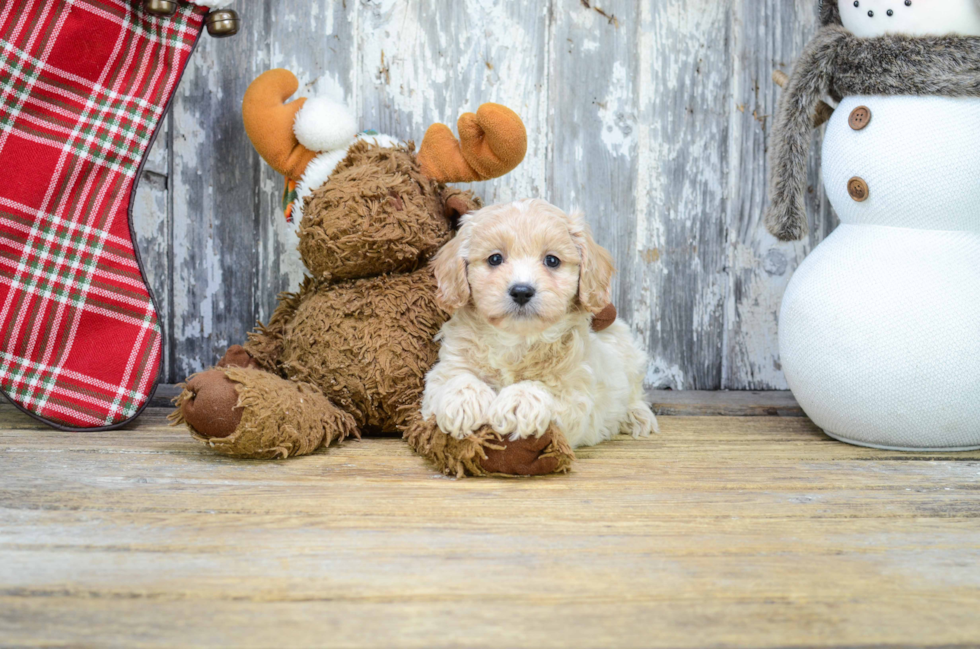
[170,69,577,477]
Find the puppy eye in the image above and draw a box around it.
[487,253,504,267]
[544,255,561,269]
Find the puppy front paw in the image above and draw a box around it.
[626,402,659,438]
[488,383,555,441]
[435,377,496,440]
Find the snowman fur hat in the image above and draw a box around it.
[764,0,980,241]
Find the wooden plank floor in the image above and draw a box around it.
[1,399,979,648]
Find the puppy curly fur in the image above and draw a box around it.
[766,1,980,240]
[422,199,658,449]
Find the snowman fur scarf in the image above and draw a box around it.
[766,0,980,241]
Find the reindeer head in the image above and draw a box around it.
[241,69,528,282]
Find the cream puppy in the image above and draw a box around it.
[422,199,657,449]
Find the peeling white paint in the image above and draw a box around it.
[598,61,635,158]
[646,359,687,391]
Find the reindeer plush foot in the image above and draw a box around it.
[403,412,574,478]
[170,347,357,459]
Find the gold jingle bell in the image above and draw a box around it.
[143,0,177,16]
[206,9,241,37]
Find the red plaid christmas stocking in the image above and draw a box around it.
[0,1,207,429]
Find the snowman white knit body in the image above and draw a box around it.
[771,0,980,450]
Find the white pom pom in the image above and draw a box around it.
[293,98,358,153]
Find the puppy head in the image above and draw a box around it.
[432,199,614,335]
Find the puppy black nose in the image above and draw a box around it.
[509,284,535,306]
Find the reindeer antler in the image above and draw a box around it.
[241,69,318,181]
[418,104,527,183]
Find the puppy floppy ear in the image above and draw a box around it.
[432,224,471,311]
[568,212,614,313]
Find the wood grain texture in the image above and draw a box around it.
[723,0,835,389]
[2,405,979,648]
[633,0,731,390]
[132,121,172,381]
[143,0,835,389]
[170,20,263,380]
[354,0,550,202]
[648,388,804,417]
[550,0,638,356]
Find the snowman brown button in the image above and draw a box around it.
[848,177,869,202]
[848,106,872,131]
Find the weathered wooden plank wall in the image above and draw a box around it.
[133,0,833,389]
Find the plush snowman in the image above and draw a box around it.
[766,0,980,450]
